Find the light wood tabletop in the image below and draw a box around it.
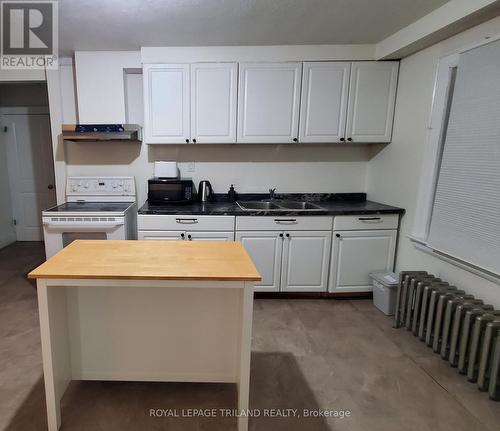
[28,240,261,281]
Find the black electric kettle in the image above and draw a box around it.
[198,180,213,202]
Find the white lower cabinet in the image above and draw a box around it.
[138,230,184,240]
[281,231,332,292]
[138,230,233,241]
[236,231,283,292]
[137,215,235,242]
[236,225,332,293]
[138,214,400,294]
[328,229,397,293]
[186,231,234,241]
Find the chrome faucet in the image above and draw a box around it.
[269,188,277,200]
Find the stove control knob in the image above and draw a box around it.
[78,181,82,186]
[84,182,89,188]
[72,184,77,191]
[112,182,117,189]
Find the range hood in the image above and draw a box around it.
[62,124,142,142]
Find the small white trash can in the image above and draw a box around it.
[369,272,399,316]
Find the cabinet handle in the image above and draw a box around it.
[286,233,290,238]
[347,137,352,142]
[180,233,185,239]
[274,218,297,224]
[176,218,198,224]
[279,233,284,237]
[339,137,345,142]
[358,217,382,222]
[293,138,298,142]
[336,233,341,238]
[192,138,197,143]
[187,234,192,240]
[185,138,189,143]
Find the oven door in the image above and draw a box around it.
[42,218,126,258]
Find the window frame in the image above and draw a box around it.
[409,35,500,282]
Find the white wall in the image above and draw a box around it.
[366,16,500,307]
[65,141,370,207]
[0,133,15,248]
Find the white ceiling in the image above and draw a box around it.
[59,0,450,55]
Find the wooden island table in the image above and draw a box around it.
[28,240,261,431]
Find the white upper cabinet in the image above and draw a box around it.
[190,63,237,143]
[142,59,399,145]
[345,62,399,143]
[143,64,190,144]
[237,62,302,143]
[299,62,350,143]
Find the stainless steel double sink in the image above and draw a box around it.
[236,200,325,211]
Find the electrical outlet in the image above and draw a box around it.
[187,161,195,172]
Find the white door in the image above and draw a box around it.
[190,63,237,143]
[237,62,302,143]
[143,64,190,144]
[345,62,399,143]
[3,112,56,241]
[236,231,283,292]
[138,230,184,240]
[329,229,397,293]
[281,231,332,292]
[186,231,234,241]
[299,62,350,143]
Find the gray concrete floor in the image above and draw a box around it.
[0,242,499,430]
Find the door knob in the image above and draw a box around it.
[47,184,54,190]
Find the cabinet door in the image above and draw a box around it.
[143,64,190,144]
[138,230,184,240]
[190,63,237,143]
[299,62,350,143]
[237,62,302,143]
[281,231,332,292]
[236,231,283,292]
[186,231,234,241]
[329,230,397,293]
[345,62,399,143]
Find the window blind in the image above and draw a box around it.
[427,39,500,275]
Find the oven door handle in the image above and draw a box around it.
[43,221,124,230]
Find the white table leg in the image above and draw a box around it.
[237,282,254,431]
[37,281,72,431]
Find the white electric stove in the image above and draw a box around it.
[42,176,137,258]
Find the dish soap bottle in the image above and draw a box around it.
[227,184,237,202]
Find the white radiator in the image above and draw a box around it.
[394,272,500,401]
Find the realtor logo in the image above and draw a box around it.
[1,1,58,69]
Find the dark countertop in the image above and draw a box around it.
[138,193,405,217]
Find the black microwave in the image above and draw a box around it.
[148,178,194,204]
